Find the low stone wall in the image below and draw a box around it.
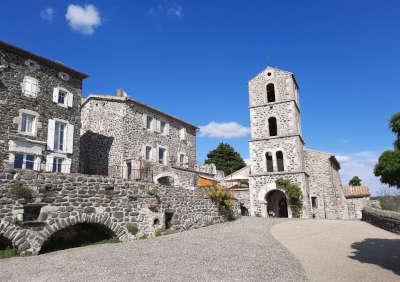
[0,169,238,255]
[362,206,400,234]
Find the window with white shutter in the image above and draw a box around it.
[22,76,39,97]
[47,119,55,151]
[180,128,187,140]
[66,124,74,154]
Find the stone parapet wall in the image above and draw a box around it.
[362,206,400,234]
[0,170,237,255]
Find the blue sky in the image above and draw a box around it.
[1,1,399,195]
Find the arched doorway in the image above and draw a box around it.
[266,190,288,218]
[157,176,174,186]
[39,223,117,254]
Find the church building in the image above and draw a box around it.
[248,67,349,219]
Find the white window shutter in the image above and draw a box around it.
[142,113,147,128]
[62,158,71,173]
[66,124,74,154]
[47,119,55,151]
[184,155,189,168]
[151,147,157,162]
[156,120,161,132]
[45,155,54,172]
[67,92,74,108]
[164,150,168,165]
[165,123,169,135]
[52,88,59,103]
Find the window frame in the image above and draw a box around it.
[13,153,37,170]
[145,146,152,161]
[146,116,153,130]
[54,121,66,152]
[22,76,39,98]
[158,147,167,165]
[265,152,274,172]
[19,113,36,135]
[266,83,275,103]
[276,151,284,172]
[52,157,63,173]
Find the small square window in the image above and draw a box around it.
[145,146,152,161]
[22,76,39,97]
[311,197,318,208]
[179,154,185,166]
[14,154,23,169]
[160,121,166,134]
[159,148,166,164]
[53,158,63,173]
[146,116,153,130]
[20,113,35,134]
[58,90,66,105]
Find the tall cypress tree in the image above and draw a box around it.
[205,143,246,176]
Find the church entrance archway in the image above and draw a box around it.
[266,190,288,218]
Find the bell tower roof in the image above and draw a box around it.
[249,66,299,89]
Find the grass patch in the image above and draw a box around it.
[0,247,18,259]
[139,234,148,240]
[155,230,163,237]
[83,237,121,246]
[127,224,139,235]
[8,183,33,201]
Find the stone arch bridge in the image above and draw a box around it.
[0,170,234,255]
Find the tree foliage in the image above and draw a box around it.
[390,112,400,149]
[275,178,303,218]
[374,112,400,189]
[348,176,362,186]
[374,150,400,188]
[202,186,234,212]
[205,143,246,175]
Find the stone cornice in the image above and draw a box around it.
[249,99,300,113]
[249,134,305,145]
[250,170,309,177]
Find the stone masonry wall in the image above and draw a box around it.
[80,97,196,180]
[0,46,83,172]
[362,206,400,234]
[0,170,237,255]
[304,149,348,220]
[346,196,370,220]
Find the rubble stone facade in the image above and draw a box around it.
[0,41,87,174]
[0,170,237,255]
[248,67,349,219]
[80,92,199,186]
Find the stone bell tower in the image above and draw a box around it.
[248,66,311,218]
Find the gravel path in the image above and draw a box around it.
[271,220,400,282]
[0,217,306,282]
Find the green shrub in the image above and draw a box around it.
[8,183,33,201]
[0,247,18,259]
[155,230,162,237]
[11,218,21,226]
[202,186,234,212]
[139,234,148,240]
[255,212,262,217]
[148,187,160,202]
[91,237,121,245]
[276,178,303,218]
[127,224,139,235]
[378,195,400,212]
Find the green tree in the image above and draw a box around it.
[348,176,362,186]
[374,150,400,188]
[205,143,246,175]
[390,112,400,150]
[374,112,400,189]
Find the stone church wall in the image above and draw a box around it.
[0,170,237,255]
[304,149,348,219]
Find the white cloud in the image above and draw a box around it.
[149,1,183,18]
[244,158,251,165]
[40,7,54,21]
[336,150,399,196]
[199,122,250,138]
[65,4,101,35]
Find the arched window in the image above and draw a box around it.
[268,117,277,136]
[276,151,284,172]
[267,83,275,102]
[266,152,273,172]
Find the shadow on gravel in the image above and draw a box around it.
[349,238,400,275]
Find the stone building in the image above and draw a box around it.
[343,186,370,219]
[248,66,349,219]
[0,41,87,173]
[80,90,208,186]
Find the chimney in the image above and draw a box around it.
[116,88,128,98]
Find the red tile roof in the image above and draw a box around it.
[342,186,370,198]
